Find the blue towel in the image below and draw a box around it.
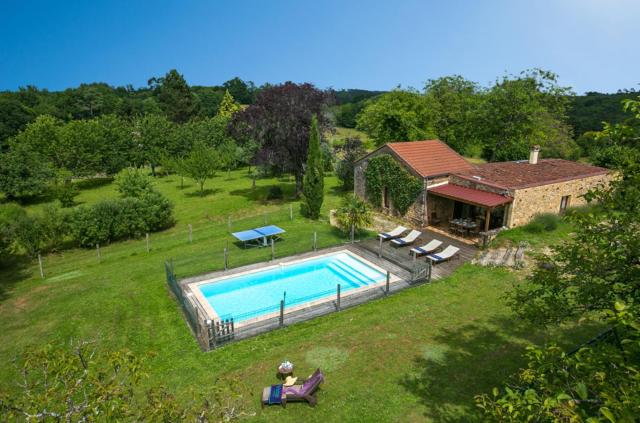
[414,247,428,254]
[268,384,283,404]
[429,254,444,261]
[380,233,390,238]
[394,239,406,245]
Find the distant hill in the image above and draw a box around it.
[333,89,385,105]
[568,90,639,136]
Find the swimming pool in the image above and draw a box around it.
[190,250,393,325]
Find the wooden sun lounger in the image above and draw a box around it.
[410,239,443,257]
[426,245,460,264]
[391,230,421,247]
[378,226,407,240]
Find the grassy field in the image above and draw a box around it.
[326,127,375,151]
[0,168,596,421]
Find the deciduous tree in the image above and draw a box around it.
[356,89,436,146]
[230,82,332,196]
[301,115,324,218]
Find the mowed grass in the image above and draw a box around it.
[0,168,598,421]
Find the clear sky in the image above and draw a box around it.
[1,0,638,94]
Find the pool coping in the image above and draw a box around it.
[185,248,401,330]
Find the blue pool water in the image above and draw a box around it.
[198,252,386,322]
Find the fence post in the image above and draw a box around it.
[378,236,383,258]
[313,231,317,251]
[427,259,432,282]
[271,238,275,261]
[289,204,293,220]
[188,224,192,243]
[96,244,101,262]
[279,300,284,328]
[207,319,215,350]
[350,224,355,244]
[146,233,150,252]
[337,284,341,310]
[386,271,390,295]
[37,253,44,279]
[224,247,228,271]
[227,215,231,232]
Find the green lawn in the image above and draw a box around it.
[326,127,375,151]
[0,168,598,421]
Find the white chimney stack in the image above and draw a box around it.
[529,145,540,165]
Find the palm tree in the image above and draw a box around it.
[335,194,373,235]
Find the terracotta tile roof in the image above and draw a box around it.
[455,159,610,190]
[385,140,476,178]
[429,184,513,208]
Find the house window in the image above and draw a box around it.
[560,195,571,213]
[383,186,390,209]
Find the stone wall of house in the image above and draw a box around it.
[426,194,454,226]
[507,173,613,227]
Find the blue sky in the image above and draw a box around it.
[1,0,638,93]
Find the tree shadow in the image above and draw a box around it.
[184,188,223,198]
[399,314,603,422]
[0,255,33,303]
[329,185,347,197]
[75,177,114,190]
[229,184,296,203]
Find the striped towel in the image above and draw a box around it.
[268,384,283,404]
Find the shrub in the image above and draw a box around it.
[524,221,544,233]
[52,170,78,207]
[0,203,26,262]
[114,168,154,198]
[69,193,174,247]
[525,213,560,233]
[266,186,283,200]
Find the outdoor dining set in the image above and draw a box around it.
[449,218,480,238]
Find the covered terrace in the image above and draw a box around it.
[426,183,513,238]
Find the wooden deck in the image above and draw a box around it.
[357,227,478,281]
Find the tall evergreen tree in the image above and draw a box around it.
[149,69,199,123]
[301,115,324,219]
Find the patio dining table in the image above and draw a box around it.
[450,219,478,236]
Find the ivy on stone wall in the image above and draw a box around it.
[364,154,423,215]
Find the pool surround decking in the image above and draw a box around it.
[185,248,402,329]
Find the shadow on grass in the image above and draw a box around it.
[0,255,33,303]
[75,177,114,190]
[399,315,603,422]
[184,188,222,198]
[229,184,296,203]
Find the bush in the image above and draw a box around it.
[69,193,174,247]
[114,168,154,198]
[525,213,560,233]
[266,185,283,200]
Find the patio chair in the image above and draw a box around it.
[410,239,443,257]
[425,245,460,264]
[390,230,421,247]
[262,369,324,408]
[378,225,407,240]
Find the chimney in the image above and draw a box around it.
[529,145,540,165]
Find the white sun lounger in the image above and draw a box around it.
[426,245,460,264]
[410,239,443,256]
[378,225,407,240]
[391,230,421,247]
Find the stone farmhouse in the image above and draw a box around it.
[354,140,613,235]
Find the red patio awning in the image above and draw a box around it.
[428,184,512,208]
